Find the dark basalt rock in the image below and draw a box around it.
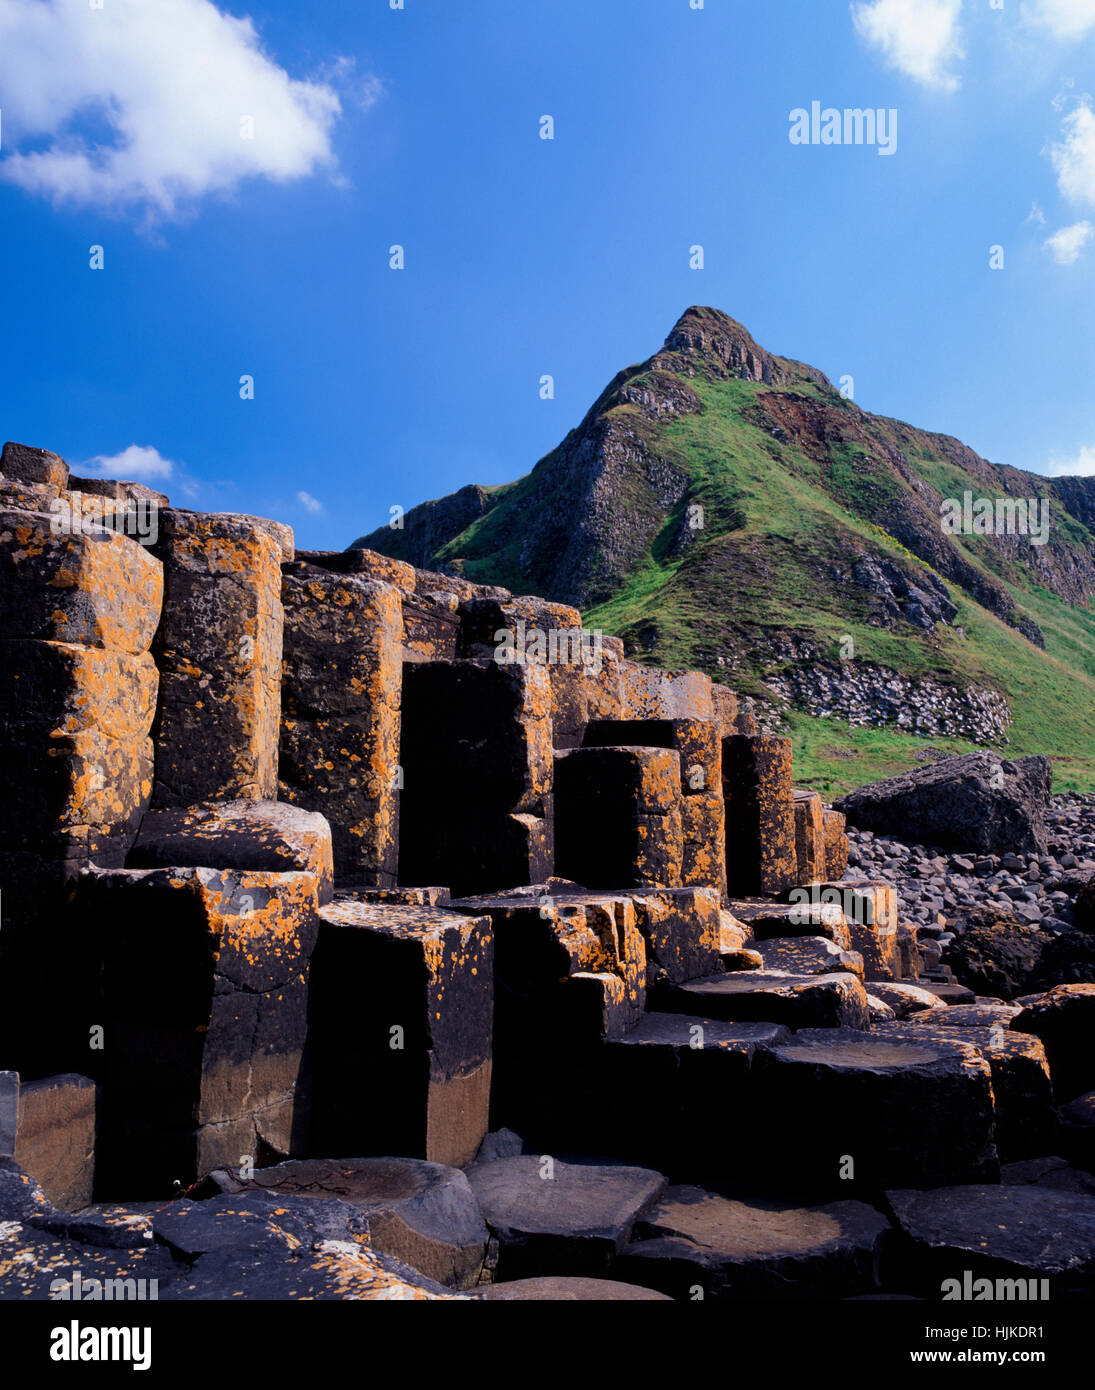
[209,1156,488,1289]
[886,1184,1095,1294]
[835,753,1052,856]
[616,1185,891,1300]
[1011,984,1095,1101]
[465,1155,666,1279]
[941,907,1051,1000]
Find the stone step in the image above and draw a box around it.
[753,935,865,979]
[745,1028,999,1195]
[728,898,852,950]
[652,970,870,1031]
[874,1021,1056,1162]
[615,1185,890,1300]
[465,1155,666,1280]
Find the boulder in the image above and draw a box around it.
[279,564,403,887]
[835,752,1052,855]
[1029,928,1095,992]
[942,906,1050,1000]
[722,735,797,895]
[753,936,864,978]
[555,746,682,890]
[0,507,162,652]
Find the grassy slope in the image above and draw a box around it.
[579,374,1095,795]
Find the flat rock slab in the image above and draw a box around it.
[905,1003,1020,1028]
[466,1156,666,1279]
[864,981,946,1018]
[161,1239,463,1300]
[613,1013,789,1058]
[748,1029,997,1194]
[616,1185,890,1300]
[887,1184,1095,1291]
[754,935,864,979]
[210,1156,488,1289]
[129,799,335,905]
[32,1205,157,1250]
[477,1276,671,1301]
[654,970,869,1030]
[916,981,976,1006]
[0,1220,182,1300]
[150,1194,364,1259]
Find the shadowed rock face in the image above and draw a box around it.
[835,752,1052,856]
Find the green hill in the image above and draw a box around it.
[351,307,1095,796]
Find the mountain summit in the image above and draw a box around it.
[350,307,1095,791]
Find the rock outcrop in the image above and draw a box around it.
[1,437,1093,1304]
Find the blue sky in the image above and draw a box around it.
[1,0,1094,550]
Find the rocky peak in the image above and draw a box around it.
[660,306,785,386]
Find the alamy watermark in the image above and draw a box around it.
[49,495,159,546]
[789,102,898,157]
[494,620,603,676]
[940,1270,1049,1302]
[940,491,1050,547]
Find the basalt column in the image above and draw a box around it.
[279,564,403,888]
[149,510,284,808]
[0,498,163,1076]
[398,660,554,897]
[722,735,797,896]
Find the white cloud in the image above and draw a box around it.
[1025,0,1095,41]
[0,0,353,218]
[1045,219,1094,261]
[1048,101,1095,206]
[1047,444,1095,474]
[851,0,965,91]
[296,490,323,514]
[82,444,176,481]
